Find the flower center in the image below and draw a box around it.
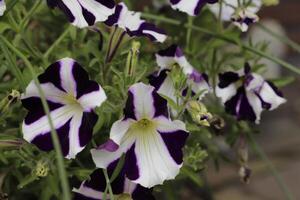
[64,94,82,109]
[129,118,157,134]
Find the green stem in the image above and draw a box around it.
[19,0,43,31]
[257,23,300,54]
[247,132,295,200]
[43,26,72,60]
[186,16,193,51]
[103,169,115,200]
[0,36,71,200]
[141,13,300,75]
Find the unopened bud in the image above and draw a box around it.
[0,90,20,114]
[33,161,49,177]
[187,101,212,127]
[239,166,252,184]
[126,41,141,77]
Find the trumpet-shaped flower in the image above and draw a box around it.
[91,83,189,188]
[47,0,115,28]
[0,0,6,16]
[148,45,210,102]
[74,164,155,200]
[216,63,286,123]
[22,58,107,159]
[105,3,167,43]
[170,0,218,16]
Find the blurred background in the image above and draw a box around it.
[206,0,300,199]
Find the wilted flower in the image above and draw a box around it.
[47,0,115,28]
[231,9,259,32]
[73,165,155,200]
[187,100,213,127]
[216,63,286,123]
[22,58,107,159]
[148,45,210,102]
[105,2,167,43]
[91,83,189,188]
[0,0,5,16]
[170,0,218,16]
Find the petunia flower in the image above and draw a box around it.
[91,82,189,188]
[47,0,115,28]
[105,2,167,43]
[148,45,210,103]
[231,9,259,32]
[0,0,6,16]
[73,163,155,200]
[216,63,286,123]
[169,0,218,16]
[22,58,107,159]
[209,0,261,31]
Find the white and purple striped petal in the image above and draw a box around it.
[216,64,286,123]
[73,163,155,200]
[22,58,107,158]
[91,83,189,188]
[170,0,218,16]
[47,0,115,28]
[0,0,5,16]
[105,3,167,43]
[231,9,259,32]
[150,45,210,101]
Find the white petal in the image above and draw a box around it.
[66,111,84,159]
[22,105,76,142]
[154,116,186,132]
[0,0,6,16]
[77,84,107,111]
[157,75,177,102]
[216,83,238,103]
[91,132,136,169]
[118,3,143,31]
[258,82,287,110]
[246,91,263,124]
[59,58,77,96]
[22,81,68,105]
[73,183,104,199]
[110,119,135,145]
[171,0,199,16]
[133,128,182,188]
[129,83,156,120]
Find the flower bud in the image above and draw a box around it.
[187,101,212,127]
[0,90,20,115]
[33,161,49,177]
[239,166,252,184]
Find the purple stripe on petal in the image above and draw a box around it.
[152,90,168,118]
[148,69,169,91]
[124,143,139,181]
[81,5,96,26]
[52,0,75,24]
[218,72,240,88]
[157,44,182,57]
[31,119,71,156]
[158,130,189,165]
[94,0,115,9]
[124,91,137,120]
[98,139,119,152]
[138,22,167,42]
[79,112,98,147]
[170,0,181,4]
[105,3,122,26]
[22,97,64,125]
[132,185,155,200]
[71,61,99,99]
[225,87,257,122]
[266,81,284,97]
[38,61,65,92]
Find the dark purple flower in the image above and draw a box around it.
[216,64,286,123]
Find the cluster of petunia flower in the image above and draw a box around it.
[15,0,286,200]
